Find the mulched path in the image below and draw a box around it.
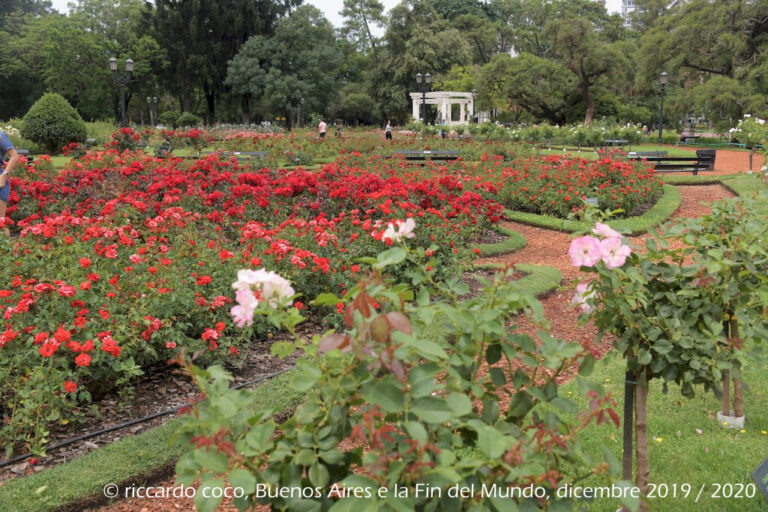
[86,184,736,512]
[669,146,762,176]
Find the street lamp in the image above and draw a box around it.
[146,96,158,126]
[416,72,432,125]
[658,71,668,145]
[109,57,135,127]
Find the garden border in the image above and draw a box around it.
[476,224,527,257]
[503,184,682,235]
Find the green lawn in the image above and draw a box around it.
[554,353,768,511]
[538,145,697,160]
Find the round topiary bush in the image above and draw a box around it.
[176,112,202,127]
[157,110,180,128]
[21,93,87,154]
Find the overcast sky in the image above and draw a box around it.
[49,0,624,27]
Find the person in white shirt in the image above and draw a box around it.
[318,119,327,138]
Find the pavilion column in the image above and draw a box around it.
[412,97,420,122]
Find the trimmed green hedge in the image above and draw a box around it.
[476,224,527,257]
[504,185,682,235]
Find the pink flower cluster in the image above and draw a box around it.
[569,223,632,314]
[230,269,295,327]
[569,222,631,269]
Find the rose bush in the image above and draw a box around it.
[174,238,628,512]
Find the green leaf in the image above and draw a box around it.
[446,393,472,417]
[477,426,509,459]
[412,339,448,360]
[405,421,428,444]
[291,365,322,392]
[229,468,257,494]
[489,495,518,512]
[412,397,454,423]
[245,423,275,452]
[195,479,224,512]
[309,462,330,487]
[489,367,506,387]
[193,448,229,473]
[312,293,341,306]
[375,247,407,269]
[362,378,405,413]
[617,480,640,512]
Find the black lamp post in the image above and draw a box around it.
[146,96,158,126]
[416,72,432,125]
[658,71,668,145]
[298,97,305,128]
[109,57,134,127]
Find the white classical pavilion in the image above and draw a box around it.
[410,91,474,126]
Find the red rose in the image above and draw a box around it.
[64,381,77,393]
[75,353,91,367]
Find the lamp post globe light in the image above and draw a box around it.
[416,72,432,125]
[658,71,668,146]
[109,57,135,127]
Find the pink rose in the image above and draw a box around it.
[569,236,602,267]
[592,222,622,239]
[600,237,632,268]
[572,282,595,313]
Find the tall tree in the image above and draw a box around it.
[146,0,299,122]
[475,52,575,124]
[340,0,385,55]
[226,5,342,127]
[369,0,470,121]
[544,0,625,123]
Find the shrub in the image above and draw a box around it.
[157,110,181,128]
[176,112,202,127]
[21,93,87,154]
[176,245,622,511]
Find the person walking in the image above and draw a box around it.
[385,120,392,141]
[318,119,327,139]
[0,130,19,235]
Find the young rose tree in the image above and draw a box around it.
[668,196,768,424]
[571,223,735,511]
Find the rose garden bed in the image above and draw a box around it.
[5,131,765,512]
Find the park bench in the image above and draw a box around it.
[628,149,716,176]
[680,135,701,143]
[204,150,267,163]
[5,148,33,163]
[392,150,460,161]
[85,138,97,147]
[627,151,668,158]
[601,139,629,147]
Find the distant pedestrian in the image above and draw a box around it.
[318,119,327,138]
[385,120,392,141]
[0,130,19,235]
